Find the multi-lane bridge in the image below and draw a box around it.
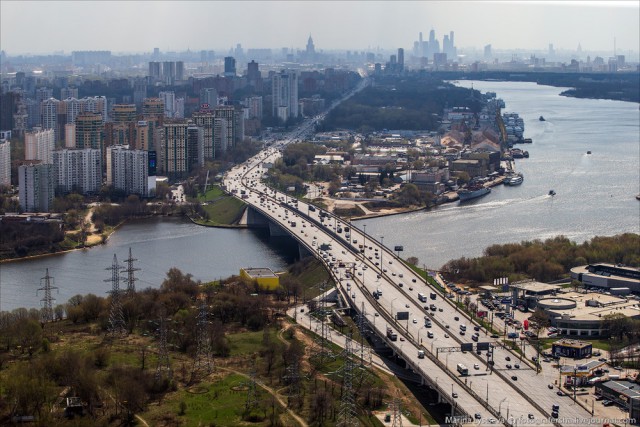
[221,92,594,427]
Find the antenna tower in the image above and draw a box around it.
[37,268,58,323]
[154,314,173,382]
[121,247,140,294]
[336,333,358,427]
[191,295,213,380]
[105,255,127,337]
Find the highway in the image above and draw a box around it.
[221,84,594,426]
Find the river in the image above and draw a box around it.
[1,81,638,311]
[353,80,640,270]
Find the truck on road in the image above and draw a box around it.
[386,327,398,341]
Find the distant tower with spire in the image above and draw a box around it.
[306,35,316,61]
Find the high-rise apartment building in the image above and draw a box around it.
[200,88,218,107]
[133,78,147,107]
[192,109,215,159]
[0,138,10,186]
[142,98,165,118]
[64,124,76,148]
[186,125,204,172]
[62,97,82,124]
[19,161,55,212]
[53,148,102,195]
[224,57,237,77]
[25,127,55,164]
[397,48,405,71]
[80,96,107,123]
[106,145,149,196]
[60,87,79,100]
[149,61,161,80]
[213,105,240,154]
[159,91,176,118]
[272,70,299,120]
[41,98,61,141]
[75,112,104,150]
[246,96,263,119]
[112,104,137,122]
[160,121,188,179]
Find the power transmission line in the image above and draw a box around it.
[36,268,58,323]
[121,247,139,294]
[105,255,127,337]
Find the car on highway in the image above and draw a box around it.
[506,364,512,369]
[444,333,449,338]
[511,376,517,381]
[556,391,565,396]
[474,364,480,370]
[454,316,459,321]
[412,319,417,324]
[514,364,520,369]
[452,392,458,398]
[505,356,511,361]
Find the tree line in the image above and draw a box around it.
[442,234,640,283]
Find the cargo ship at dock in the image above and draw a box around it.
[458,184,491,201]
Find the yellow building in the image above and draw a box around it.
[240,268,280,290]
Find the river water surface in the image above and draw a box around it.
[2,81,638,311]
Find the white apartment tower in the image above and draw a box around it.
[52,148,102,195]
[41,98,61,141]
[106,145,149,197]
[272,70,299,119]
[25,127,55,164]
[0,138,10,186]
[19,162,55,212]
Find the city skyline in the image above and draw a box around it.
[1,1,638,56]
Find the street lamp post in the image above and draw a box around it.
[431,337,439,353]
[499,397,507,416]
[380,236,384,269]
[362,224,367,257]
[391,297,397,319]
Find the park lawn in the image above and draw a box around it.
[227,329,279,357]
[200,196,246,225]
[198,185,225,202]
[148,373,273,427]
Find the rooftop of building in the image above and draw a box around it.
[571,263,640,282]
[542,290,640,321]
[510,279,562,294]
[598,380,640,399]
[553,338,592,349]
[242,267,277,279]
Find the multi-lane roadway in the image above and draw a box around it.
[222,95,594,427]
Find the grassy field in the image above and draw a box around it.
[147,372,281,427]
[200,197,246,225]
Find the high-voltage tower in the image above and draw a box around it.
[191,295,213,380]
[283,359,302,408]
[357,302,372,368]
[154,315,173,382]
[105,254,127,337]
[244,363,259,412]
[337,333,358,427]
[390,392,403,427]
[311,282,336,364]
[36,268,58,323]
[121,247,139,294]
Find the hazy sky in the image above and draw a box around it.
[1,1,638,55]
